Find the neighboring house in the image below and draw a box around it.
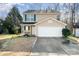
[73,23,79,37]
[20,10,67,37]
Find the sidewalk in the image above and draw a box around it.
[30,52,68,56]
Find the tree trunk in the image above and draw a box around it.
[69,4,75,35]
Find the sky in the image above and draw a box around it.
[0,3,15,19]
[0,3,79,20]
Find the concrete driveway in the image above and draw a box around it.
[31,37,79,56]
[31,37,67,55]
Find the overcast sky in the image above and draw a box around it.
[0,3,79,20]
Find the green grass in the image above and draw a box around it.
[0,34,21,40]
[68,35,78,40]
[68,35,79,43]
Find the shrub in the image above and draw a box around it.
[62,28,71,38]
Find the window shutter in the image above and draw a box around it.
[34,14,36,21]
[25,14,27,21]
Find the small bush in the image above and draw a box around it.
[62,28,71,38]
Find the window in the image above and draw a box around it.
[27,14,34,21]
[24,14,36,22]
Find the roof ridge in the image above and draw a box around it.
[23,9,60,14]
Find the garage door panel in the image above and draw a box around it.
[38,27,63,37]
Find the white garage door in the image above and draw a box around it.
[37,27,63,37]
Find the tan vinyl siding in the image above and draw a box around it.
[36,14,57,22]
[32,26,36,35]
[37,19,65,27]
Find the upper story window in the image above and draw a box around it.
[24,14,36,22]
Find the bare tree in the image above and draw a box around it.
[53,3,60,20]
[63,3,78,35]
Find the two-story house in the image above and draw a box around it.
[20,10,67,37]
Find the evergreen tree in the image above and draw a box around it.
[5,6,22,34]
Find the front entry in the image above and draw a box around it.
[23,25,32,35]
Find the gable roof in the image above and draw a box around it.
[36,17,67,26]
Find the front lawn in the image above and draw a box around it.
[68,36,79,43]
[0,34,21,40]
[0,36,36,56]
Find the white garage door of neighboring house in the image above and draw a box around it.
[37,27,63,37]
[75,28,79,37]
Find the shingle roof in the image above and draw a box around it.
[24,10,37,13]
[23,9,60,14]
